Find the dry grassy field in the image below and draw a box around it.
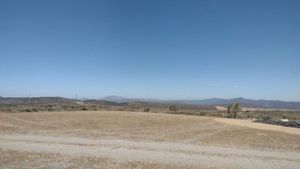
[1,110,300,169]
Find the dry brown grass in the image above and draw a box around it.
[1,110,300,151]
[1,110,300,169]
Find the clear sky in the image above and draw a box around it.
[0,0,299,101]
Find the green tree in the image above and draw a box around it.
[232,103,241,119]
[227,103,234,115]
[227,103,241,119]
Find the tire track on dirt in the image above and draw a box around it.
[0,134,299,169]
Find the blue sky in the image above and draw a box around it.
[0,0,299,101]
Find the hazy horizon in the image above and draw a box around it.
[1,0,299,101]
[1,94,300,102]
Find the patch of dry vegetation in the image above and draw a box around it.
[1,111,300,151]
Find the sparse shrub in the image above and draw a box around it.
[117,108,125,111]
[24,109,31,112]
[247,113,253,119]
[261,116,272,121]
[47,107,54,111]
[81,106,88,111]
[186,111,200,115]
[169,104,177,113]
[144,107,150,112]
[47,105,54,111]
[282,113,288,119]
[31,108,37,112]
[199,112,207,116]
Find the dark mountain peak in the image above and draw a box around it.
[230,97,246,100]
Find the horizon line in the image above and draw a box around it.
[1,95,299,102]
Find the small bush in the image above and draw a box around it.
[144,108,150,112]
[261,116,272,121]
[117,108,125,111]
[199,112,207,116]
[81,106,88,111]
[282,114,288,119]
[169,104,177,113]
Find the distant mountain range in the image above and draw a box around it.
[0,97,74,104]
[100,96,300,109]
[178,97,300,109]
[101,96,161,103]
[1,96,300,109]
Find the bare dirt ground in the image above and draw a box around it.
[1,110,300,169]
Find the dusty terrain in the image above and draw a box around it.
[1,110,300,169]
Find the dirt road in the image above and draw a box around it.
[1,134,300,169]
